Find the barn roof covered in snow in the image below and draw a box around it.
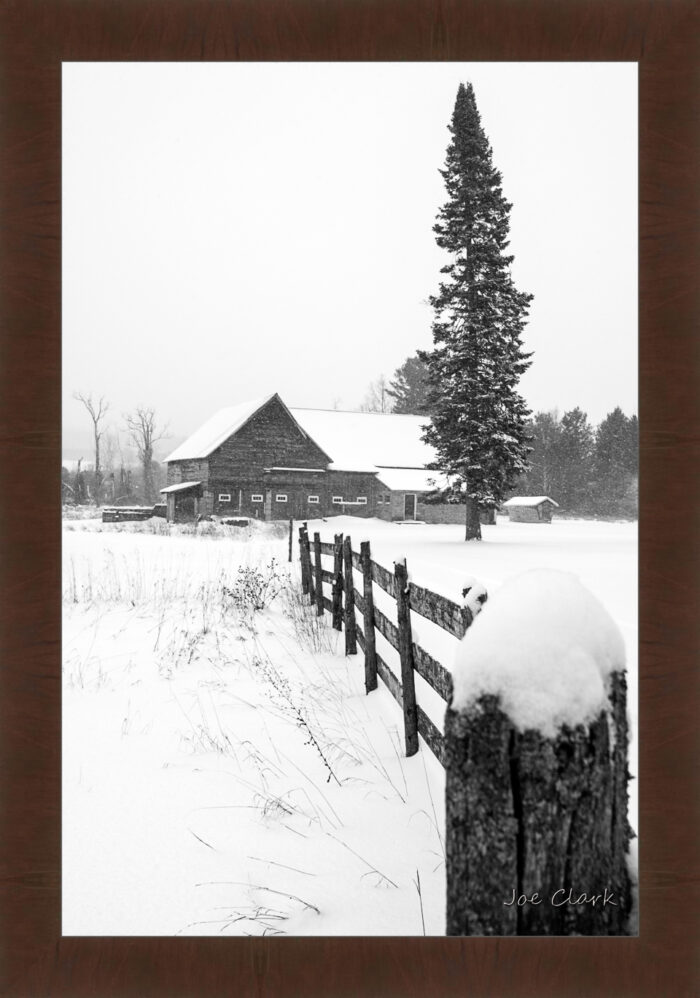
[164,396,275,462]
[503,496,560,508]
[166,395,440,481]
[163,394,332,463]
[290,407,435,473]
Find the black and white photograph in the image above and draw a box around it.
[61,61,638,937]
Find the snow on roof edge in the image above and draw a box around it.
[503,496,559,508]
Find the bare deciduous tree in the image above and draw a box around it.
[359,375,393,413]
[124,407,168,503]
[101,430,120,502]
[73,392,109,504]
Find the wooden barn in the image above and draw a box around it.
[162,393,466,524]
[502,495,559,523]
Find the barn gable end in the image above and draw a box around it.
[208,395,330,481]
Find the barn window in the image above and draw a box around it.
[384,494,391,504]
[251,494,263,503]
[218,494,231,502]
[308,495,319,504]
[276,494,288,503]
[377,496,383,505]
[332,496,343,505]
[357,497,367,504]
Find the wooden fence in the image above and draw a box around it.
[297,523,478,765]
[297,521,633,934]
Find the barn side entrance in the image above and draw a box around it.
[404,493,417,521]
[160,481,203,523]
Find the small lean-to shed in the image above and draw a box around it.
[502,496,559,523]
[160,481,203,522]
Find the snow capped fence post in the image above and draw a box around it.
[360,540,378,693]
[394,558,418,757]
[343,535,357,655]
[313,532,324,616]
[444,570,633,936]
[331,533,344,631]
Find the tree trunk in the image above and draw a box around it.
[465,496,482,541]
[93,428,102,505]
[143,448,155,502]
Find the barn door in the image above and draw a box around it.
[404,494,417,521]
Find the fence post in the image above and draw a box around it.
[331,533,344,630]
[288,517,293,562]
[394,558,418,757]
[313,532,324,616]
[304,528,315,606]
[298,526,309,595]
[360,540,377,693]
[343,536,357,655]
[444,618,632,935]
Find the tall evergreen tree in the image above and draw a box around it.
[421,83,533,539]
[594,407,638,516]
[386,353,432,414]
[558,407,595,512]
[519,410,563,498]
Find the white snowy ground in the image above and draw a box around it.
[62,514,637,936]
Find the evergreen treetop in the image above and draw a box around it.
[422,82,534,539]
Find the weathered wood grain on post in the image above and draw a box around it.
[343,536,357,655]
[304,528,315,606]
[360,541,377,693]
[444,696,517,935]
[298,526,309,595]
[408,581,467,639]
[331,533,344,631]
[445,685,633,935]
[313,532,324,616]
[394,559,418,757]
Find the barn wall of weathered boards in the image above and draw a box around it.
[163,393,477,523]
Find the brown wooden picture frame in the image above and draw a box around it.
[1,1,697,994]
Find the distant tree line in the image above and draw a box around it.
[63,395,168,507]
[517,406,638,519]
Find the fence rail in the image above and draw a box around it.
[298,523,478,764]
[294,519,633,935]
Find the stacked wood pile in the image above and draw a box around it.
[102,506,156,523]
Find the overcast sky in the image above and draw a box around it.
[62,62,637,458]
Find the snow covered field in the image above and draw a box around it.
[62,514,637,936]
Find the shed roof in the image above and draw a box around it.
[160,481,202,494]
[503,496,559,508]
